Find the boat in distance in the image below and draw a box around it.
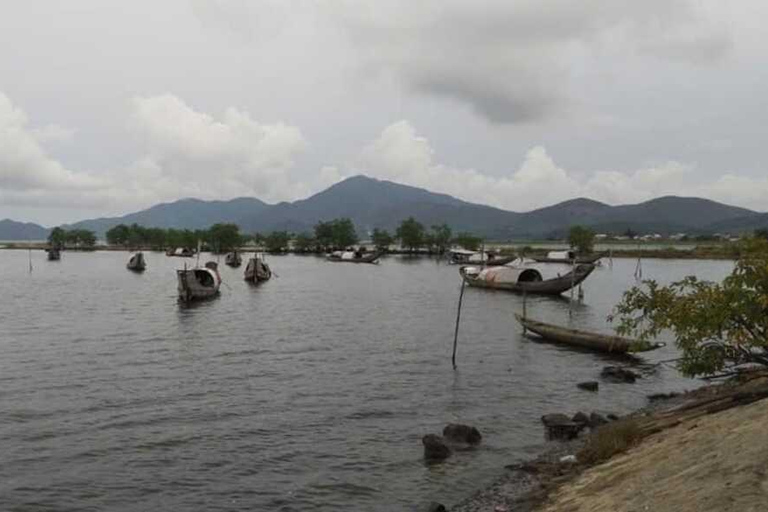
[126,252,146,272]
[177,261,222,302]
[326,250,381,264]
[448,249,517,266]
[531,250,606,264]
[244,254,272,283]
[225,251,242,268]
[460,263,595,295]
[46,248,61,261]
[515,314,665,354]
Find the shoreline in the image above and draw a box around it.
[445,372,768,511]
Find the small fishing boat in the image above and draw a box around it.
[326,250,381,264]
[448,249,516,266]
[46,248,61,261]
[167,247,195,258]
[244,254,272,283]
[225,251,242,268]
[460,263,595,295]
[515,314,665,354]
[126,252,146,272]
[177,261,221,302]
[531,250,606,264]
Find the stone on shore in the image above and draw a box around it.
[541,413,572,427]
[572,412,589,425]
[422,434,451,462]
[577,381,599,392]
[425,501,446,512]
[588,412,609,428]
[600,366,639,383]
[443,423,482,446]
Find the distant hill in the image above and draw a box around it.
[3,176,766,240]
[0,219,49,240]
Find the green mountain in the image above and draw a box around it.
[2,176,765,240]
[0,219,50,240]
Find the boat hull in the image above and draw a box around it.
[461,264,595,295]
[515,314,663,353]
[244,258,272,282]
[531,252,606,264]
[177,267,221,302]
[326,252,381,263]
[127,252,146,272]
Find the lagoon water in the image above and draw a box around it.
[0,251,732,511]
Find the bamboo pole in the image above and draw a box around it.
[452,278,466,370]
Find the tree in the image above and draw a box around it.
[331,218,357,248]
[455,232,482,251]
[314,221,334,250]
[611,237,768,377]
[264,231,290,253]
[396,217,425,252]
[293,232,316,253]
[48,227,66,249]
[755,228,768,241]
[569,225,595,253]
[430,224,452,254]
[371,228,394,252]
[207,223,242,253]
[106,224,131,247]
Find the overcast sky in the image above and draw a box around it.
[1,0,766,226]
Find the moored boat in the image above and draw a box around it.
[46,248,61,261]
[127,252,146,272]
[531,250,606,264]
[326,250,381,263]
[448,249,515,266]
[167,247,195,258]
[460,263,595,295]
[225,251,242,268]
[515,314,665,354]
[177,261,221,302]
[244,254,272,283]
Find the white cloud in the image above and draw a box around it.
[356,120,768,212]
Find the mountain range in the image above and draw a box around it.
[2,175,766,240]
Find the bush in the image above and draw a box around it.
[578,419,643,464]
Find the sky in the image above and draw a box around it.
[1,0,767,226]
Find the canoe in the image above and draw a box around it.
[127,252,146,271]
[177,261,221,302]
[460,264,595,295]
[531,252,607,264]
[326,251,381,263]
[515,314,664,353]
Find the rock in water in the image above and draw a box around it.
[541,413,572,427]
[577,381,599,392]
[588,412,609,428]
[424,502,446,512]
[422,434,451,462]
[442,423,482,446]
[600,366,639,383]
[572,411,589,425]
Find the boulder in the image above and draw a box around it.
[541,413,572,427]
[422,434,451,462]
[425,502,447,512]
[572,411,590,425]
[588,412,609,428]
[600,366,639,383]
[577,381,599,392]
[442,423,482,446]
[607,413,619,421]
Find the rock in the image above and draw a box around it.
[422,434,451,462]
[588,412,609,428]
[425,502,447,512]
[442,423,482,446]
[572,411,589,425]
[600,366,639,383]
[577,381,599,392]
[541,413,572,427]
[647,391,680,402]
[607,413,620,421]
[559,454,577,463]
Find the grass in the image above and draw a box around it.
[578,419,644,465]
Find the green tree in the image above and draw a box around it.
[106,224,131,246]
[314,221,334,250]
[430,224,452,254]
[371,228,394,252]
[293,232,316,253]
[396,217,425,252]
[568,225,596,253]
[48,227,66,249]
[611,237,768,377]
[207,223,242,253]
[455,232,482,251]
[331,218,357,248]
[755,228,768,241]
[264,231,290,253]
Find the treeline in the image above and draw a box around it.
[48,227,97,249]
[106,223,244,253]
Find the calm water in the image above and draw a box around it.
[0,251,732,511]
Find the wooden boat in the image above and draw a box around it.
[126,252,146,272]
[515,314,665,354]
[531,251,606,264]
[177,261,221,302]
[46,248,61,261]
[460,263,595,295]
[448,250,515,266]
[167,247,195,258]
[326,250,381,264]
[224,251,242,268]
[244,255,272,283]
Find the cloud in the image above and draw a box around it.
[326,0,732,124]
[356,120,767,212]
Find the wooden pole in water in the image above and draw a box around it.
[452,278,466,370]
[522,290,528,335]
[28,248,33,273]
